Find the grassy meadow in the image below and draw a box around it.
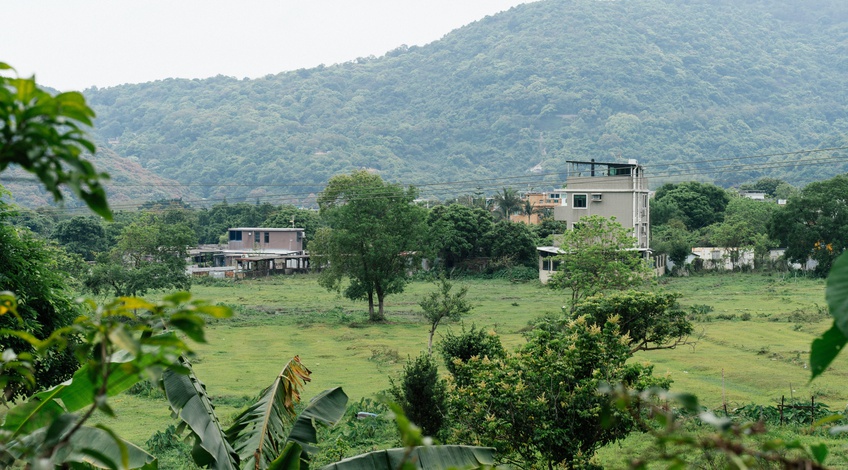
[95,272,847,458]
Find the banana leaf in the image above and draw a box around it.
[319,445,495,470]
[2,425,157,469]
[286,387,347,456]
[226,357,346,469]
[162,355,239,470]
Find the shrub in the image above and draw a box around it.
[388,353,447,437]
[438,324,506,385]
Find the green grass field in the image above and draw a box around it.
[93,272,847,461]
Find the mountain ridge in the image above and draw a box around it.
[8,0,848,208]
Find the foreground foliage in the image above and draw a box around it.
[0,293,230,468]
[445,314,671,468]
[0,63,109,218]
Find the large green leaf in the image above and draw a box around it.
[810,323,848,380]
[62,426,158,469]
[1,350,142,437]
[826,251,848,337]
[319,445,495,470]
[162,356,238,470]
[2,425,157,469]
[226,357,325,469]
[287,387,348,455]
[810,251,848,380]
[268,442,304,470]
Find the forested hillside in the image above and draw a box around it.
[13,0,848,207]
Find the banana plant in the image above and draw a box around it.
[163,355,348,470]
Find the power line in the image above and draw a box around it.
[3,147,846,216]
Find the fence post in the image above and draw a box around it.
[779,395,784,426]
[811,395,815,427]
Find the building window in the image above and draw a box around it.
[264,232,270,243]
[591,193,603,202]
[573,194,587,208]
[296,231,303,242]
[229,230,242,241]
[254,231,260,243]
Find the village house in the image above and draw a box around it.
[188,227,309,279]
[509,190,563,224]
[538,159,663,283]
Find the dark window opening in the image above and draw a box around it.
[573,194,587,208]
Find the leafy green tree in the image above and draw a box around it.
[8,207,57,237]
[0,63,110,219]
[484,220,538,267]
[739,177,786,197]
[52,215,107,261]
[426,204,493,269]
[724,195,777,236]
[572,290,692,352]
[445,315,669,469]
[549,215,651,309]
[389,353,448,438]
[533,218,568,241]
[770,175,848,276]
[652,182,730,230]
[312,171,426,321]
[419,277,472,355]
[438,324,506,387]
[0,204,81,400]
[709,218,756,270]
[85,215,193,297]
[493,187,521,220]
[650,219,694,267]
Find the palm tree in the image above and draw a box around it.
[494,187,521,220]
[522,199,535,223]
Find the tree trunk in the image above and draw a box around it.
[372,286,386,322]
[375,296,385,322]
[367,290,375,319]
[428,323,439,356]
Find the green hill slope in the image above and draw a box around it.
[74,0,848,206]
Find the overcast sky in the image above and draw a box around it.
[3,0,532,91]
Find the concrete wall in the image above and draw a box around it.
[227,228,304,251]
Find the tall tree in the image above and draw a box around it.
[311,171,426,321]
[548,215,651,309]
[521,199,535,224]
[0,197,81,400]
[426,204,493,269]
[770,174,848,276]
[485,220,539,267]
[84,214,193,297]
[52,215,107,261]
[493,187,521,220]
[652,182,730,230]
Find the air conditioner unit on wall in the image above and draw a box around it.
[591,193,602,202]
